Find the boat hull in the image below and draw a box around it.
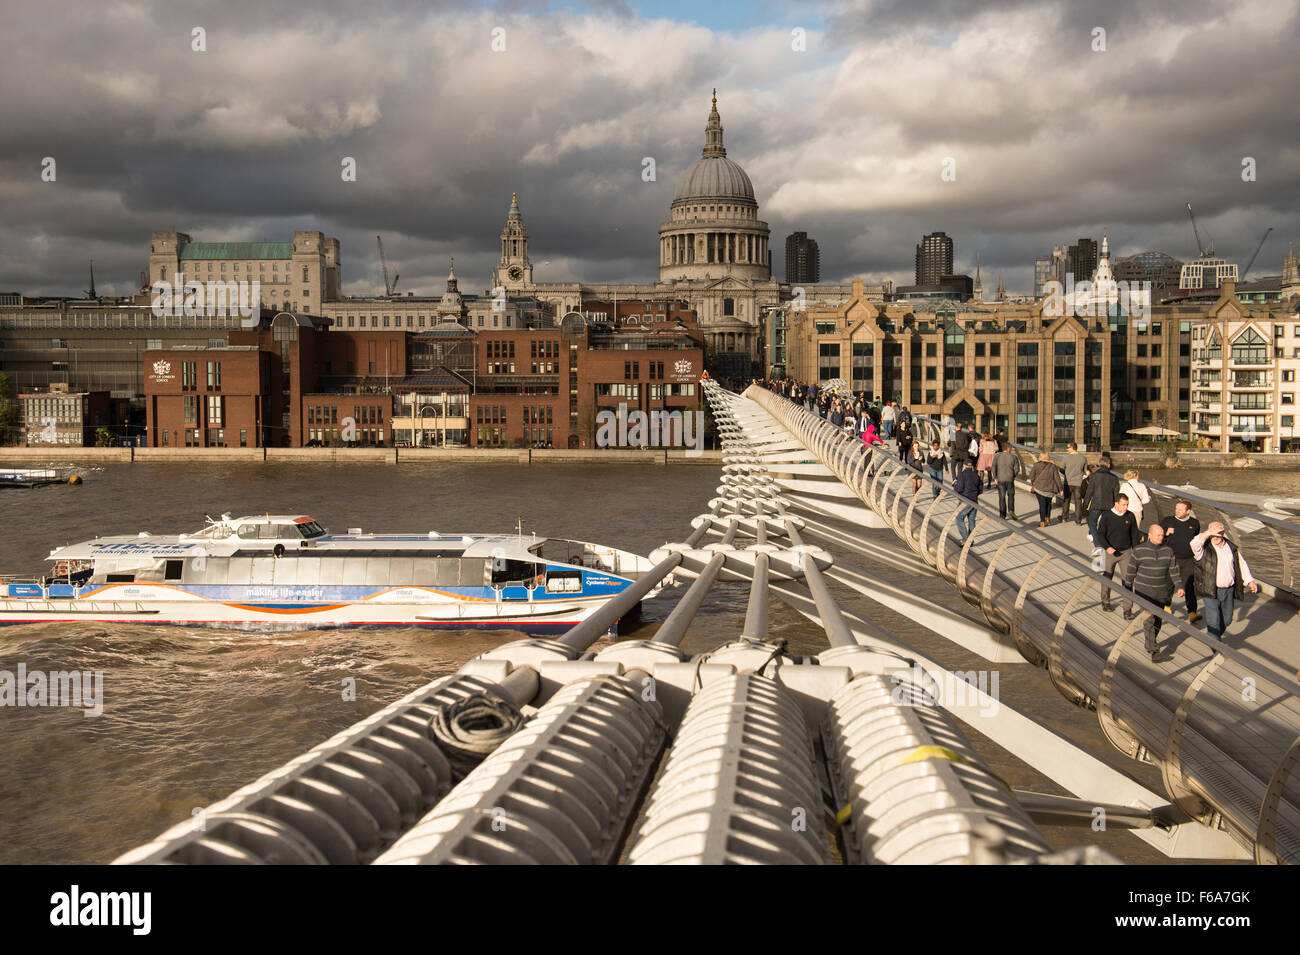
[0,595,621,635]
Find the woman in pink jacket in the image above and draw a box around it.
[862,422,883,446]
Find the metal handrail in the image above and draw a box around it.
[907,411,1300,593]
[747,388,1300,699]
[747,383,1300,860]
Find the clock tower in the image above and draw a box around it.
[492,192,533,290]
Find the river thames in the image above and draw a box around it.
[1,462,1295,863]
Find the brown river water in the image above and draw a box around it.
[1,463,1295,864]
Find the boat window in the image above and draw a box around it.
[437,558,462,586]
[272,559,300,585]
[412,558,436,586]
[197,557,228,585]
[491,559,541,588]
[106,573,135,583]
[297,521,326,538]
[251,556,275,583]
[459,558,489,587]
[342,557,368,584]
[388,558,413,585]
[258,524,280,540]
[318,558,344,586]
[165,560,183,581]
[294,557,320,586]
[365,558,390,586]
[237,525,258,539]
[227,557,252,584]
[278,526,300,540]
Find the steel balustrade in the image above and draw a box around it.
[745,383,1300,863]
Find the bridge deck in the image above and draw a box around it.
[746,388,1300,863]
[890,458,1300,680]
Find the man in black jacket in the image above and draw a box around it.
[1095,492,1139,611]
[1162,500,1202,621]
[951,425,973,480]
[1121,524,1185,661]
[1084,454,1121,544]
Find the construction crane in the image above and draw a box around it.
[1185,201,1214,257]
[1241,227,1273,281]
[376,235,400,296]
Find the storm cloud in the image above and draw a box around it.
[1,0,1297,299]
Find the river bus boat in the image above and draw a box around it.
[0,514,662,634]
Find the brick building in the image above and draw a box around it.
[776,277,1205,450]
[19,385,112,446]
[144,345,268,447]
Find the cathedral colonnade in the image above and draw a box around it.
[661,232,768,267]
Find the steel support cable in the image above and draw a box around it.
[555,552,683,652]
[654,551,727,648]
[743,552,770,640]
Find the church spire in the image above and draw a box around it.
[973,252,982,301]
[702,88,726,158]
[996,269,1005,302]
[86,259,96,299]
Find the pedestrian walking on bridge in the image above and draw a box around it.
[1062,442,1087,524]
[954,460,982,542]
[991,441,1021,519]
[1121,524,1184,662]
[1096,492,1139,612]
[1191,522,1258,640]
[1029,451,1063,526]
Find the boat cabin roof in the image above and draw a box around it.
[46,517,559,565]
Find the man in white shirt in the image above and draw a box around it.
[1190,521,1258,640]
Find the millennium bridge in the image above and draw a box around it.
[115,382,1300,865]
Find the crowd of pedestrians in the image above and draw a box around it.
[754,377,1268,652]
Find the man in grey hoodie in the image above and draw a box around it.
[1062,442,1088,525]
[991,441,1022,519]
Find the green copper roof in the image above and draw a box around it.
[178,242,293,260]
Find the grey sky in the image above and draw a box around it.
[1,0,1296,299]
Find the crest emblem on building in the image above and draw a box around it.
[674,359,693,376]
[153,360,172,376]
